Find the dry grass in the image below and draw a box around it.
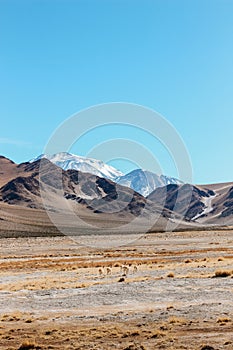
[167,272,175,278]
[166,305,174,310]
[18,340,38,350]
[214,270,232,278]
[1,311,23,322]
[200,346,215,350]
[185,259,192,263]
[5,317,226,350]
[217,257,224,261]
[168,316,187,325]
[217,317,231,323]
[0,231,233,349]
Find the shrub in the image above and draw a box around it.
[214,270,231,278]
[18,340,39,350]
[167,272,174,278]
[118,277,125,282]
[217,317,231,323]
[185,259,192,263]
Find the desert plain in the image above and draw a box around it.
[0,228,232,350]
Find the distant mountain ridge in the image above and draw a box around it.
[31,152,123,182]
[147,182,233,225]
[147,184,215,221]
[0,157,176,224]
[116,169,183,197]
[1,154,233,228]
[31,152,182,196]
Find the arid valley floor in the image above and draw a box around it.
[0,229,232,350]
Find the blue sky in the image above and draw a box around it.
[0,0,233,184]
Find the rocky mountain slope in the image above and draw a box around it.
[116,169,182,197]
[0,157,173,222]
[31,152,182,196]
[148,182,233,225]
[31,152,123,181]
[1,155,233,229]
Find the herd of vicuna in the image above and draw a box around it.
[98,264,138,277]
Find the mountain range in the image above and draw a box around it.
[31,152,123,182]
[0,153,232,236]
[31,152,182,196]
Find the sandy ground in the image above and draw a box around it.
[0,230,233,349]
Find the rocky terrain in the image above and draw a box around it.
[0,230,232,349]
[148,182,233,225]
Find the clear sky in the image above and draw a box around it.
[0,0,233,184]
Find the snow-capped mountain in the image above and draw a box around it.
[30,153,182,196]
[116,169,183,197]
[30,152,124,181]
[2,154,233,227]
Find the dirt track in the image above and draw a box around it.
[0,230,233,349]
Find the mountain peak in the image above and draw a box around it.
[0,155,15,165]
[30,152,124,181]
[29,153,183,196]
[117,169,182,196]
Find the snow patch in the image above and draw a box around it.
[192,193,217,221]
[30,152,124,181]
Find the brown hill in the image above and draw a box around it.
[0,158,179,232]
[148,182,233,225]
[1,155,232,235]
